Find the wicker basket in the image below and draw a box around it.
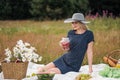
[1,61,28,80]
[103,49,120,67]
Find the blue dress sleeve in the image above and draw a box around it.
[87,31,94,43]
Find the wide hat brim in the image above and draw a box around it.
[64,18,90,24]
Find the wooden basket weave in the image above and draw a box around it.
[103,49,120,67]
[1,61,28,80]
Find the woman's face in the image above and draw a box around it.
[71,21,81,30]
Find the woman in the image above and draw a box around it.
[37,13,94,74]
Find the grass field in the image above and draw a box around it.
[0,17,120,65]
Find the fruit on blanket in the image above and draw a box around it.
[109,57,118,64]
[103,56,116,67]
[99,65,120,78]
[115,59,120,68]
[31,73,36,76]
[116,64,120,68]
[37,73,54,80]
[75,74,92,80]
[26,73,36,78]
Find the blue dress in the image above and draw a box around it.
[53,30,94,74]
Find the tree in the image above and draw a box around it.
[71,0,90,14]
[88,0,120,16]
[30,0,90,20]
[0,0,12,19]
[30,0,74,20]
[0,0,31,20]
[30,0,48,20]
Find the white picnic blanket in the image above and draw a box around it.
[0,62,120,80]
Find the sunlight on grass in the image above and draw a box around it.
[0,18,120,64]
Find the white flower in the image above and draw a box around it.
[32,53,39,58]
[33,58,38,62]
[27,56,32,62]
[24,52,32,58]
[4,40,42,63]
[17,40,24,46]
[4,48,12,57]
[38,56,42,61]
[25,42,30,46]
[22,57,27,62]
[13,47,22,57]
[24,48,33,53]
[4,57,11,63]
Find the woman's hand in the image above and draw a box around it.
[87,41,94,74]
[59,41,70,51]
[89,67,93,73]
[37,66,45,73]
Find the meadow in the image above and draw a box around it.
[0,17,120,65]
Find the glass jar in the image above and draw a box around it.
[116,59,120,68]
[60,37,70,50]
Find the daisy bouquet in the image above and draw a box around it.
[4,40,42,63]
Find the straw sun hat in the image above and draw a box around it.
[64,13,90,24]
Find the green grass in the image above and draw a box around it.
[0,18,120,65]
[88,17,120,31]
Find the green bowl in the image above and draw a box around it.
[37,73,55,80]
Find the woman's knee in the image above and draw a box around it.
[47,68,61,74]
[45,62,56,70]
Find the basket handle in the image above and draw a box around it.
[107,49,120,58]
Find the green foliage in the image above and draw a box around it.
[0,0,90,20]
[30,0,90,20]
[37,74,54,80]
[0,0,11,19]
[89,0,120,16]
[0,0,31,19]
[0,27,19,35]
[30,0,74,20]
[0,0,120,20]
[99,65,120,78]
[71,0,89,14]
[30,0,47,20]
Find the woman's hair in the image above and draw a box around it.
[79,22,88,30]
